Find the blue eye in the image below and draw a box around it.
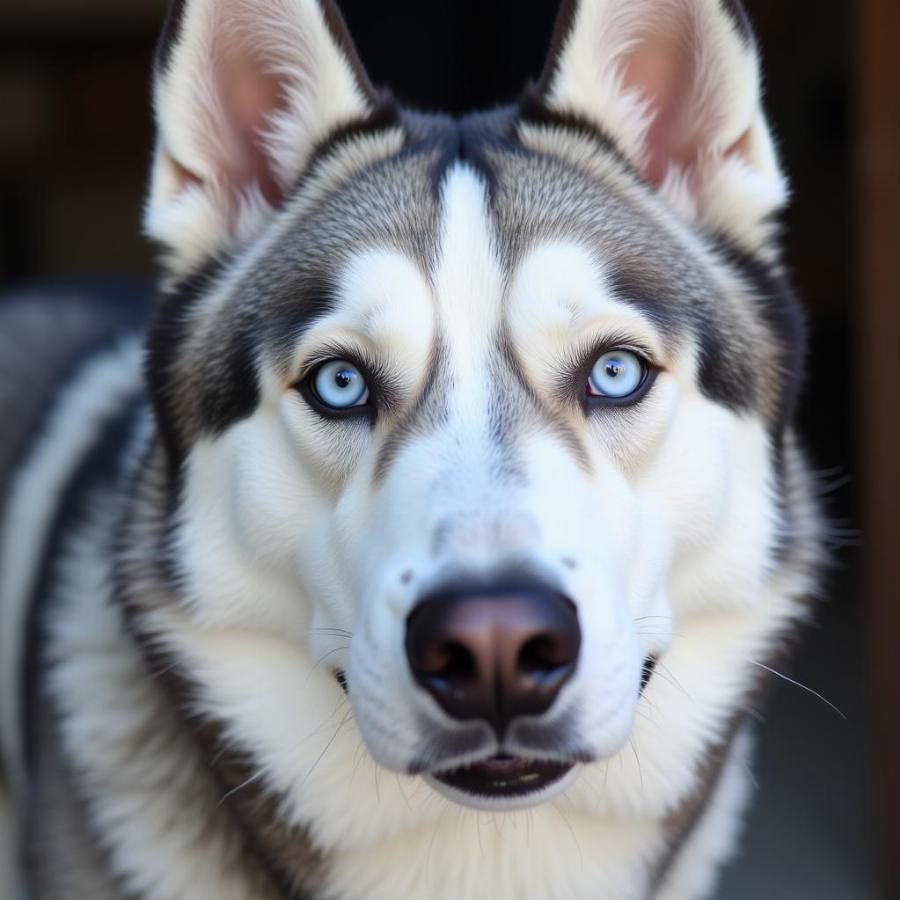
[312,359,369,410]
[588,349,646,399]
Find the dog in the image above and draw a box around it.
[0,1,823,897]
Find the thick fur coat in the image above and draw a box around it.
[0,1,821,898]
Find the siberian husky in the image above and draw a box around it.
[0,1,822,897]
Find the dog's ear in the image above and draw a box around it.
[145,0,377,279]
[536,0,786,251]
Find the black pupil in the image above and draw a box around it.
[335,369,355,389]
[605,360,623,378]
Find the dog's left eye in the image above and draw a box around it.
[587,349,647,399]
[310,359,369,410]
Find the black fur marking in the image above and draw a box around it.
[597,267,757,418]
[148,264,350,466]
[712,236,807,433]
[201,321,262,435]
[696,326,756,414]
[154,0,188,74]
[144,258,233,464]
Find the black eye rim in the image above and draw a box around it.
[585,348,656,407]
[295,356,378,422]
[559,341,659,411]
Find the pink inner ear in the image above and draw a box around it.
[216,51,287,208]
[620,30,701,188]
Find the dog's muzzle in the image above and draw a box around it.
[405,582,581,738]
[402,581,581,801]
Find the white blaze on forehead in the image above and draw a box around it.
[433,165,503,399]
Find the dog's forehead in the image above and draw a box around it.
[155,115,793,455]
[277,122,749,377]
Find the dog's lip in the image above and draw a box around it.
[433,754,574,798]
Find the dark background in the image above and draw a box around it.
[1,1,894,897]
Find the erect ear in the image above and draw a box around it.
[537,0,787,251]
[145,0,379,279]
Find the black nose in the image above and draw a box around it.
[405,584,581,737]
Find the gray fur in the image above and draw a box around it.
[0,295,136,501]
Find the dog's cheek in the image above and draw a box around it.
[174,409,342,635]
[645,401,779,617]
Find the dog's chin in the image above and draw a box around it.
[424,755,577,811]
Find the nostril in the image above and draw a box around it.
[428,641,477,688]
[518,634,570,676]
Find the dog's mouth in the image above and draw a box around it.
[434,754,574,798]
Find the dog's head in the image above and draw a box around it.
[142,0,801,816]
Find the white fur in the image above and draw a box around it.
[0,337,142,797]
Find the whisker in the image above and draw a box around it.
[351,738,367,783]
[650,661,692,701]
[300,708,354,789]
[748,660,846,719]
[628,737,644,790]
[310,627,354,639]
[217,767,267,807]
[395,773,413,813]
[308,644,350,677]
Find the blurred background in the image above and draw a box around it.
[0,1,895,897]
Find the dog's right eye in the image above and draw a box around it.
[308,359,370,411]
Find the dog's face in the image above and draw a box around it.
[143,0,800,817]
